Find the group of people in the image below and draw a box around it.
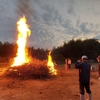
[65,58,71,70]
[65,55,100,100]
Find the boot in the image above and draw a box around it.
[88,94,92,100]
[80,94,84,100]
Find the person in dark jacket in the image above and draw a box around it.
[75,55,92,100]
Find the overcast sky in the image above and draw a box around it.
[0,0,100,49]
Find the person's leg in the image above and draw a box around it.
[68,64,71,69]
[88,94,92,100]
[80,94,84,100]
[65,64,67,70]
[79,82,85,100]
[70,64,71,69]
[85,82,92,100]
[69,64,71,69]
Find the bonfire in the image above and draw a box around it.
[6,16,57,79]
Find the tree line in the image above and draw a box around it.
[52,38,100,63]
[0,41,48,62]
[0,38,100,63]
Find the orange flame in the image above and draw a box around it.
[11,16,31,67]
[47,51,57,75]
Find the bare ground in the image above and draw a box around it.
[0,63,100,100]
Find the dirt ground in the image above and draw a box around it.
[0,63,100,100]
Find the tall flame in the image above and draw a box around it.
[11,16,31,67]
[47,51,57,75]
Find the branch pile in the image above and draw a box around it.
[5,58,53,79]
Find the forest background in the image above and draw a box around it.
[0,38,100,64]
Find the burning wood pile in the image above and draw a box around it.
[5,16,57,79]
[6,58,52,79]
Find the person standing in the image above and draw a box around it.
[65,59,68,70]
[68,58,71,69]
[96,55,100,80]
[75,55,92,100]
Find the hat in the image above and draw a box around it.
[81,55,88,60]
[96,55,100,59]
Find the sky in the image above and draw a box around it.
[0,0,100,49]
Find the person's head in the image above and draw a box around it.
[81,55,88,62]
[96,55,100,62]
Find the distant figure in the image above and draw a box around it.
[75,55,92,100]
[68,58,71,69]
[65,59,68,70]
[96,55,100,80]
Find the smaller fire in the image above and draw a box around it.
[47,51,57,75]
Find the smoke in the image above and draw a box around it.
[17,0,32,21]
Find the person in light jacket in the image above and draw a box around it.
[75,55,92,100]
[68,58,71,69]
